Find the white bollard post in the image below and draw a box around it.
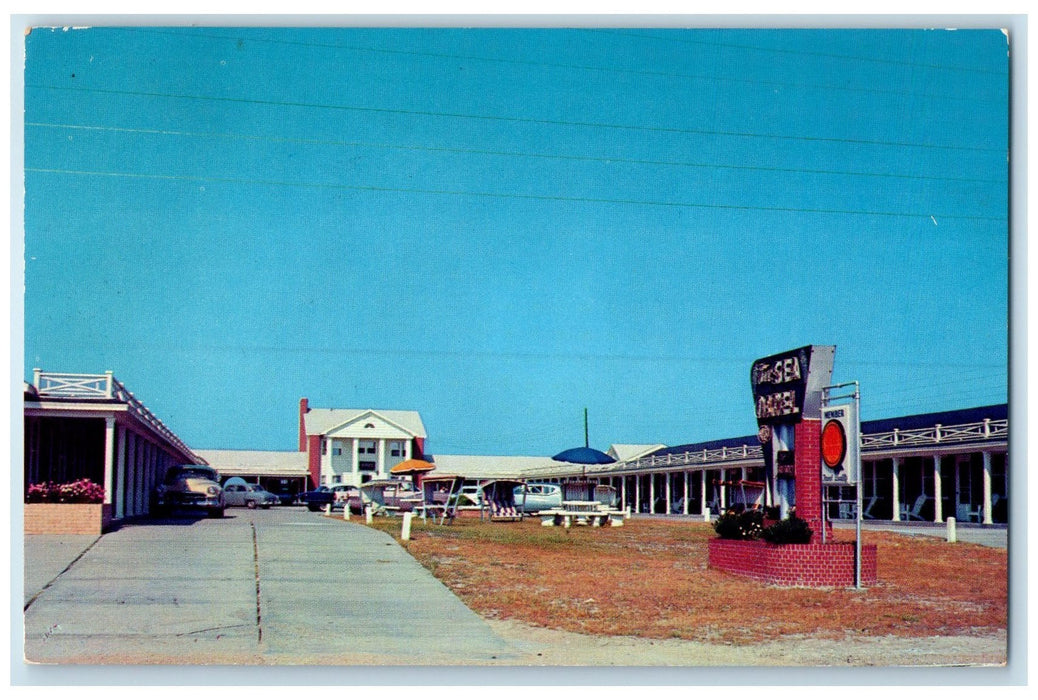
[365,506,373,524]
[343,503,350,521]
[401,511,413,541]
[324,503,332,515]
[703,510,711,523]
[946,516,957,543]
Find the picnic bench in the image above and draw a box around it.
[538,500,625,528]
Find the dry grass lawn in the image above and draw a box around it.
[359,515,1006,646]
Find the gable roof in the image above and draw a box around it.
[608,444,667,462]
[426,454,566,480]
[303,408,427,438]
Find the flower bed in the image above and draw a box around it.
[25,503,113,535]
[24,479,111,535]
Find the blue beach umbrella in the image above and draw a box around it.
[552,409,616,472]
[551,446,616,465]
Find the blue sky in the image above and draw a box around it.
[21,26,1009,456]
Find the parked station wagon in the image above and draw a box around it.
[514,483,563,513]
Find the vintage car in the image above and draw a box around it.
[513,482,563,513]
[152,465,225,518]
[303,484,362,513]
[222,480,280,509]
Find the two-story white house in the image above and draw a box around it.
[298,398,427,488]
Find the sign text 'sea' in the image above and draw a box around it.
[752,356,802,387]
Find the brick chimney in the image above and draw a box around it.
[299,398,309,452]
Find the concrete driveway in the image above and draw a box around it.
[23,507,520,667]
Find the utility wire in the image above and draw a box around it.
[24,166,1008,222]
[116,26,1007,106]
[591,28,1010,77]
[25,121,1006,186]
[25,83,1006,155]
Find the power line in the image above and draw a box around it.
[591,28,1010,77]
[26,83,1006,155]
[116,26,1007,107]
[26,121,1006,187]
[24,166,1008,222]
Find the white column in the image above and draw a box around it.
[665,473,672,514]
[649,474,656,514]
[377,439,386,476]
[719,470,727,511]
[982,451,993,525]
[700,470,707,516]
[891,457,901,521]
[634,475,640,514]
[683,472,690,515]
[115,426,126,519]
[933,455,943,523]
[404,439,412,461]
[103,417,116,506]
[352,438,360,483]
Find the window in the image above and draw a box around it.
[390,441,402,457]
[333,446,343,456]
[332,474,341,484]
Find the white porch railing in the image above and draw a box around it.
[859,419,1008,450]
[524,416,1007,479]
[31,370,202,464]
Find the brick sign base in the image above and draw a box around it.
[24,503,113,535]
[708,538,877,587]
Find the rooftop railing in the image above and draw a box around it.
[30,370,203,464]
[525,417,1008,478]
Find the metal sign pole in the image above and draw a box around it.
[820,387,828,545]
[854,382,862,590]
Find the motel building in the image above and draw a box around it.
[537,404,1008,526]
[23,370,205,524]
[23,370,1008,529]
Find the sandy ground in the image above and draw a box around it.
[484,619,1007,667]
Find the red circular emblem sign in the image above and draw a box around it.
[821,419,847,469]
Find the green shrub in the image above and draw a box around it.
[714,509,764,540]
[760,515,813,544]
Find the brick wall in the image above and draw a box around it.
[25,503,113,535]
[307,434,322,489]
[708,538,877,587]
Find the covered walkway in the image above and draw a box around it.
[524,405,1008,526]
[24,370,203,525]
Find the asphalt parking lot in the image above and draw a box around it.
[22,507,521,668]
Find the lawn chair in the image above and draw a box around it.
[861,495,879,520]
[956,502,983,523]
[900,494,928,521]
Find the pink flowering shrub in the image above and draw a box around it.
[26,479,106,504]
